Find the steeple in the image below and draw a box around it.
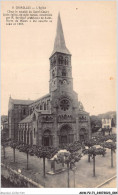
[51,13,71,57]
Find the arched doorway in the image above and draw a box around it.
[59,125,73,144]
[42,130,52,146]
[79,128,87,142]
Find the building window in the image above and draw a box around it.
[62,69,66,76]
[23,108,26,115]
[52,70,55,78]
[65,57,68,65]
[60,99,70,111]
[44,103,46,110]
[58,55,63,64]
[53,57,56,65]
[47,100,50,110]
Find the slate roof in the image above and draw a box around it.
[29,93,50,106]
[50,13,71,57]
[11,99,34,105]
[78,110,89,115]
[19,115,32,123]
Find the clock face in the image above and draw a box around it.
[60,99,70,111]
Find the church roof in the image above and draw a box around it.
[29,93,50,106]
[19,115,32,123]
[78,110,89,115]
[50,13,71,57]
[10,97,34,105]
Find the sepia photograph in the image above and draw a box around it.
[1,0,117,192]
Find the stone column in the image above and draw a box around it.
[26,130,27,144]
[28,131,30,145]
[22,130,24,143]
[20,130,22,142]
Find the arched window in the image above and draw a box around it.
[53,57,56,65]
[44,103,46,110]
[40,104,42,110]
[58,55,63,64]
[62,69,66,76]
[42,130,52,146]
[65,57,68,65]
[23,108,26,115]
[52,70,55,78]
[47,100,50,110]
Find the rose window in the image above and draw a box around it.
[60,99,70,111]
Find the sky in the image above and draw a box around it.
[1,1,117,116]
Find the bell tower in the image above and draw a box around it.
[49,13,73,94]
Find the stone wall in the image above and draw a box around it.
[1,163,44,188]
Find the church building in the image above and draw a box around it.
[8,14,91,147]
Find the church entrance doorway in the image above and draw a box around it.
[59,125,73,145]
[42,130,52,146]
[79,128,88,142]
[44,137,49,146]
[60,136,67,144]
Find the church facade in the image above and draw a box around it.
[8,14,91,147]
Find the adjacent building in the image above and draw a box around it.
[102,118,112,129]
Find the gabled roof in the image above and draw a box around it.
[50,13,71,57]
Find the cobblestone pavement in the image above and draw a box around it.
[1,146,116,188]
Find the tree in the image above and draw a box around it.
[90,115,102,132]
[84,139,97,162]
[59,141,82,153]
[104,134,116,142]
[100,141,116,168]
[84,147,106,177]
[53,149,82,187]
[93,134,116,157]
[17,144,35,170]
[10,141,18,163]
[35,146,58,178]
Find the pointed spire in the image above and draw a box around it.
[50,13,71,57]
